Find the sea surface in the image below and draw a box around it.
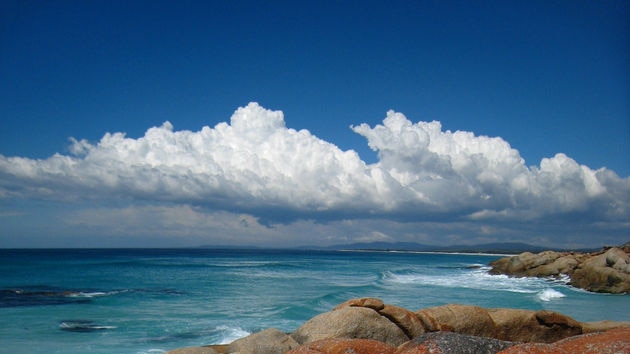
[1,248,628,354]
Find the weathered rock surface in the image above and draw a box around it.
[571,247,630,293]
[334,298,426,339]
[227,328,299,354]
[581,320,630,333]
[166,346,220,354]
[489,244,630,293]
[291,306,409,347]
[488,308,582,343]
[286,338,395,354]
[395,332,515,354]
[416,304,498,338]
[497,326,630,353]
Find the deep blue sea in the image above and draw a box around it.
[1,248,628,354]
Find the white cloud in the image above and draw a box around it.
[0,102,628,226]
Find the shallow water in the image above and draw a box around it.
[1,248,628,354]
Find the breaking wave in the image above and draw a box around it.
[537,288,566,302]
[381,266,558,294]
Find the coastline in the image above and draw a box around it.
[489,243,630,294]
[166,297,630,354]
[3,248,628,353]
[337,249,516,257]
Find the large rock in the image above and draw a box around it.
[497,326,630,353]
[291,306,409,347]
[487,308,581,343]
[335,298,425,339]
[581,320,630,333]
[415,304,498,339]
[286,338,395,354]
[226,328,299,354]
[334,297,385,311]
[570,247,630,293]
[395,332,515,354]
[380,305,426,339]
[489,251,564,276]
[531,255,579,277]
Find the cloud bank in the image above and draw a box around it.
[1,102,628,229]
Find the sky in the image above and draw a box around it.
[0,0,628,249]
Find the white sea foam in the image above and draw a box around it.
[70,291,108,298]
[382,268,550,294]
[216,325,250,344]
[537,289,566,302]
[67,290,127,298]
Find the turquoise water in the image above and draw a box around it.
[1,248,628,354]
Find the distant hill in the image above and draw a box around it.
[308,241,596,254]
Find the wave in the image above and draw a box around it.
[59,320,117,332]
[0,286,187,307]
[537,289,566,302]
[136,325,250,346]
[381,267,554,294]
[215,325,251,344]
[66,290,126,298]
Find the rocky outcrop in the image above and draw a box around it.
[290,306,409,347]
[416,304,497,338]
[167,297,630,354]
[571,247,630,293]
[489,245,630,293]
[487,308,582,343]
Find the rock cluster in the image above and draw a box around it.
[489,244,630,293]
[166,297,629,354]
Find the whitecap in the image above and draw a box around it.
[381,268,548,294]
[59,320,117,332]
[537,289,566,302]
[215,325,250,344]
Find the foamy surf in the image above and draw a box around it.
[537,289,566,302]
[216,325,251,344]
[382,268,545,294]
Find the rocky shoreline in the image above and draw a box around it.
[489,243,630,294]
[166,297,630,354]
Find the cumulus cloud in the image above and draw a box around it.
[0,102,628,225]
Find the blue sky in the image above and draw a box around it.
[0,0,628,248]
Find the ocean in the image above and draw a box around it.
[1,248,628,354]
